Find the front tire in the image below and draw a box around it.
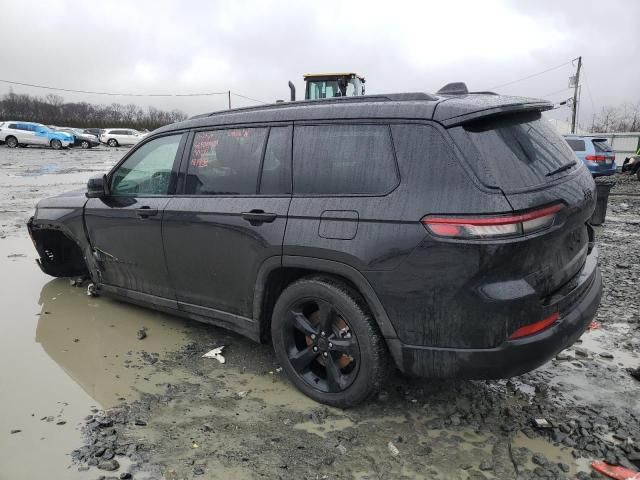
[80,140,90,149]
[50,139,62,150]
[107,139,118,147]
[271,276,388,408]
[5,136,18,148]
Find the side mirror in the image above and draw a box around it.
[86,174,108,198]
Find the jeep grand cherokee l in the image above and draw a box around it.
[27,88,602,407]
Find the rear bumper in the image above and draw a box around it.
[389,247,602,378]
[586,161,616,177]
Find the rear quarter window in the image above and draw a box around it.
[450,111,580,191]
[565,139,585,151]
[293,124,398,195]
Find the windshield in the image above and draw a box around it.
[306,78,359,99]
[450,111,580,191]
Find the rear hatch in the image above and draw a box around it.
[448,110,596,298]
[590,138,616,171]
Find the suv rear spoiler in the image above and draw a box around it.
[434,95,553,127]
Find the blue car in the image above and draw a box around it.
[564,135,616,177]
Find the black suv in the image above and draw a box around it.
[28,88,602,407]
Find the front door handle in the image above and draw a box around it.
[241,210,277,224]
[135,206,158,218]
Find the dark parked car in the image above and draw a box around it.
[57,128,100,149]
[27,87,602,407]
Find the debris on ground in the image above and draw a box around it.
[591,460,640,480]
[590,320,601,330]
[201,346,225,363]
[10,429,21,434]
[136,328,147,341]
[387,441,400,456]
[86,283,97,297]
[532,418,553,429]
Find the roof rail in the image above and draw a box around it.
[188,92,439,119]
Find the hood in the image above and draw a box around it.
[36,188,88,210]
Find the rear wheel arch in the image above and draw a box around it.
[253,256,399,345]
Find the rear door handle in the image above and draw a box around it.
[241,210,277,224]
[135,206,158,218]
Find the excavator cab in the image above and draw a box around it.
[303,73,365,100]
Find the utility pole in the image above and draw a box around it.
[570,56,582,134]
[228,91,231,110]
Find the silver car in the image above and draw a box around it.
[99,128,147,147]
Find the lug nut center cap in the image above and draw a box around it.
[316,337,329,351]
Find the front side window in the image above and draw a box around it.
[293,124,398,195]
[185,128,267,195]
[110,134,183,196]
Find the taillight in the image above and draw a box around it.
[421,204,563,239]
[509,312,559,340]
[585,155,607,162]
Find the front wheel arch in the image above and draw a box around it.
[5,135,18,148]
[30,227,89,278]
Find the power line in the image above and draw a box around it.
[0,77,228,97]
[580,64,597,114]
[487,58,576,90]
[230,92,269,104]
[538,87,572,99]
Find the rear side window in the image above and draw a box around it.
[185,128,268,195]
[450,112,579,191]
[565,139,585,151]
[293,124,398,195]
[592,139,613,153]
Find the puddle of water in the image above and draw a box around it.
[579,327,639,369]
[512,431,590,475]
[293,417,356,438]
[0,235,190,479]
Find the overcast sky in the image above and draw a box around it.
[0,0,637,128]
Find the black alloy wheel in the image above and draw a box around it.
[284,297,360,393]
[271,277,388,407]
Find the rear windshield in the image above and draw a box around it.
[565,138,585,151]
[449,111,579,191]
[592,139,613,153]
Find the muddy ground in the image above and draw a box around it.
[0,146,638,480]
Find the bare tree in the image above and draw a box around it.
[592,101,640,133]
[0,92,188,130]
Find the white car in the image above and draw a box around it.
[0,121,74,149]
[99,128,147,147]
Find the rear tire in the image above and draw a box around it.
[5,136,17,148]
[80,140,90,149]
[107,139,118,147]
[50,139,62,150]
[271,276,388,408]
